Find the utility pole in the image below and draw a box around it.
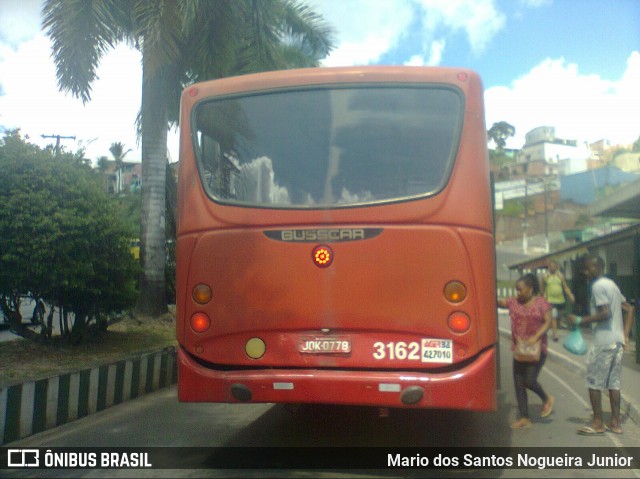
[522,179,528,254]
[543,179,549,253]
[41,134,76,157]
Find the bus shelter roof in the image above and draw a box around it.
[508,223,640,272]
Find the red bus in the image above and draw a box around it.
[176,66,497,411]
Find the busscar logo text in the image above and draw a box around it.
[263,228,385,243]
[281,229,365,242]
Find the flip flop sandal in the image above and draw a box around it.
[577,426,605,435]
[541,396,554,417]
[605,424,623,435]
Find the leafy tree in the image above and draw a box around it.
[42,0,335,317]
[0,131,138,343]
[489,149,514,180]
[488,121,516,152]
[97,156,109,173]
[632,135,640,153]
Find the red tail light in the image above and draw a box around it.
[190,313,210,333]
[448,312,470,333]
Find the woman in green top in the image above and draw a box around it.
[541,260,575,341]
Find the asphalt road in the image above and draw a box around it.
[4,337,640,478]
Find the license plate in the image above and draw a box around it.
[422,338,453,363]
[298,336,352,353]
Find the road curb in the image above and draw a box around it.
[0,346,177,445]
[498,327,638,426]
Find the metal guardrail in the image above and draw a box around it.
[0,347,177,445]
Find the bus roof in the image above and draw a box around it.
[183,66,482,98]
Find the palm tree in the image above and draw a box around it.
[42,0,334,316]
[109,141,132,194]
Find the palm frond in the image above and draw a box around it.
[180,0,241,80]
[42,0,124,103]
[234,0,335,74]
[279,0,334,59]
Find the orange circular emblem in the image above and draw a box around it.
[312,245,333,268]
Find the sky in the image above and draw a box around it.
[0,0,639,164]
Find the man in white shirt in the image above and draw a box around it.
[568,255,634,435]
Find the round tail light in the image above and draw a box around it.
[190,312,210,333]
[448,312,470,334]
[192,284,212,304]
[312,245,333,268]
[444,281,467,303]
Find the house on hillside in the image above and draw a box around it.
[99,160,142,195]
[514,126,591,177]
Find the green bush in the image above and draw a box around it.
[0,131,138,343]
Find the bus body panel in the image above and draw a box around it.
[178,226,495,369]
[177,66,497,411]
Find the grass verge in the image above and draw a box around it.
[0,307,177,387]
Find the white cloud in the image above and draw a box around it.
[0,0,42,46]
[0,35,149,163]
[312,0,505,67]
[485,52,640,148]
[403,39,445,66]
[417,0,505,54]
[310,0,416,66]
[519,0,552,7]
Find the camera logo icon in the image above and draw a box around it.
[8,449,40,467]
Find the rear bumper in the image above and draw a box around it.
[177,345,497,411]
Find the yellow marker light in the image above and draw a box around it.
[192,284,212,304]
[190,312,210,333]
[245,338,266,359]
[312,245,333,268]
[448,312,470,334]
[444,281,467,303]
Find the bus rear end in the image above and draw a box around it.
[177,67,497,411]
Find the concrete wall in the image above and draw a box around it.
[0,347,177,445]
[495,206,585,243]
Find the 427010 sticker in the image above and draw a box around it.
[372,339,453,363]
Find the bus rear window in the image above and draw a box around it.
[192,86,463,208]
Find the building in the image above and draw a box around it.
[100,160,142,195]
[515,126,590,176]
[589,139,611,162]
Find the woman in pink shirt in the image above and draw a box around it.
[498,273,554,429]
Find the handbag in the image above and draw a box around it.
[514,338,541,362]
[563,327,587,355]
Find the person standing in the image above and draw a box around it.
[541,260,575,341]
[568,255,635,435]
[498,273,554,429]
